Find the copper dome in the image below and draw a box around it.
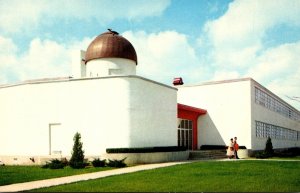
[85,30,137,64]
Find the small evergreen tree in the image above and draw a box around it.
[69,132,85,169]
[264,137,274,156]
[255,137,274,159]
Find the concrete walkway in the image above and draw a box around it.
[0,161,192,192]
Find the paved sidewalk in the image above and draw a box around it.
[0,161,191,192]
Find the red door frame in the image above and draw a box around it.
[177,103,207,150]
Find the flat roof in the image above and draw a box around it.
[176,77,253,87]
[177,77,300,114]
[0,75,177,91]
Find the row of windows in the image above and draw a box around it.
[255,87,300,121]
[255,121,299,141]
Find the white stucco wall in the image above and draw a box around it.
[250,80,300,150]
[177,79,252,149]
[0,75,177,157]
[86,58,136,77]
[127,77,177,147]
[178,78,300,150]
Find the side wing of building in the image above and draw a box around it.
[177,78,252,149]
[250,80,300,150]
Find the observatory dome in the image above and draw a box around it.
[85,29,137,64]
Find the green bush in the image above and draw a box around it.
[265,137,274,156]
[69,132,86,169]
[275,147,300,157]
[107,158,127,168]
[61,157,69,166]
[70,161,87,169]
[42,159,66,169]
[255,152,272,159]
[92,158,106,167]
[255,137,274,159]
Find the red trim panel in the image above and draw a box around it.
[177,103,207,150]
[178,103,207,115]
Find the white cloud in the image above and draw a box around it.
[201,0,300,110]
[247,41,300,109]
[212,71,241,81]
[204,0,300,68]
[0,36,19,83]
[247,41,300,82]
[0,0,170,34]
[18,39,70,80]
[123,30,204,84]
[0,36,18,54]
[0,35,92,83]
[0,30,203,87]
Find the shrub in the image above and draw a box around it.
[92,158,106,167]
[265,137,274,156]
[107,158,127,168]
[70,161,87,169]
[255,152,271,159]
[42,159,66,169]
[274,147,300,157]
[255,137,274,159]
[61,157,69,166]
[69,132,86,169]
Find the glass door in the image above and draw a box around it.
[177,119,193,150]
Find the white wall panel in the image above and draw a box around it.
[0,76,176,156]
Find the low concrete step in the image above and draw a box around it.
[189,150,227,160]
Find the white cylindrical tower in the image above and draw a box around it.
[84,29,138,77]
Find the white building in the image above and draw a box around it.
[0,30,299,165]
[0,30,177,164]
[177,78,300,150]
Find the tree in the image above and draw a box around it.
[255,137,274,159]
[264,137,274,156]
[69,132,86,169]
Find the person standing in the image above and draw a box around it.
[226,138,234,159]
[233,136,239,159]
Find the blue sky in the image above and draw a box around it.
[0,0,300,109]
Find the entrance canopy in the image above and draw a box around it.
[178,103,207,119]
[177,103,207,150]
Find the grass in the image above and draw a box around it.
[32,160,300,192]
[269,156,300,160]
[0,166,113,186]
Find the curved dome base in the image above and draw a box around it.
[86,58,136,77]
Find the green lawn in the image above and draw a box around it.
[269,156,300,160]
[32,160,300,192]
[0,166,113,186]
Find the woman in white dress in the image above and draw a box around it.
[227,138,234,159]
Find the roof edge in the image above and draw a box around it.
[0,75,177,91]
[178,103,207,115]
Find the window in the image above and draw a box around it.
[254,87,300,121]
[255,121,299,141]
